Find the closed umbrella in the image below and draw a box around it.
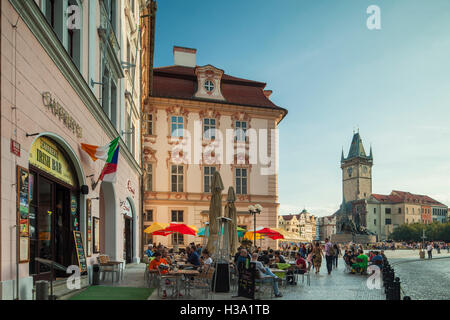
[224,186,238,255]
[206,171,224,255]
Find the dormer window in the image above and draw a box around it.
[204,80,215,93]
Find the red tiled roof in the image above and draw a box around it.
[281,215,294,221]
[152,65,286,112]
[371,191,446,206]
[371,194,402,203]
[391,190,446,206]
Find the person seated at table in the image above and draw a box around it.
[258,250,270,265]
[370,251,383,269]
[200,249,213,269]
[149,252,181,299]
[351,250,369,274]
[145,244,154,257]
[251,253,283,298]
[185,246,201,269]
[162,249,173,265]
[274,250,286,264]
[286,253,307,285]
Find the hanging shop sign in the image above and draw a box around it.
[71,195,78,216]
[42,92,83,138]
[17,166,30,263]
[29,136,76,186]
[120,199,132,217]
[11,139,21,157]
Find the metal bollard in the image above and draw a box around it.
[393,277,401,300]
[35,280,49,300]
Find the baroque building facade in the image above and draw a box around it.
[0,0,146,299]
[141,46,287,249]
[278,209,317,242]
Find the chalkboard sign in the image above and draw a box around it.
[238,260,256,299]
[73,231,87,273]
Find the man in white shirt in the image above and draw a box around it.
[427,243,433,259]
[251,253,283,298]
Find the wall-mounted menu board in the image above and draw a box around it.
[86,199,92,257]
[93,217,100,254]
[73,231,87,273]
[17,166,30,263]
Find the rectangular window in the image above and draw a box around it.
[126,111,131,148]
[144,210,153,222]
[203,118,216,140]
[235,121,247,142]
[172,233,184,245]
[102,68,110,115]
[131,122,135,157]
[171,165,184,192]
[171,210,183,222]
[385,208,391,214]
[374,219,376,226]
[203,167,216,193]
[127,39,131,65]
[145,164,153,192]
[373,208,376,214]
[110,81,117,128]
[235,168,248,195]
[171,116,184,137]
[398,208,401,214]
[385,219,392,225]
[144,114,153,135]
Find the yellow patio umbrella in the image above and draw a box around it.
[244,231,265,240]
[187,225,199,233]
[144,222,170,234]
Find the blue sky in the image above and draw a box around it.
[153,0,450,216]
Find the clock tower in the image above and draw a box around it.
[341,132,373,203]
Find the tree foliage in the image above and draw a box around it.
[389,222,450,242]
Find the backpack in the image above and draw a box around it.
[328,245,336,256]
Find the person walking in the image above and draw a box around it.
[324,238,334,275]
[333,244,340,269]
[427,242,433,259]
[312,241,323,274]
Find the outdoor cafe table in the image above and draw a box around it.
[168,269,200,297]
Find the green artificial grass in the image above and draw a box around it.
[69,286,154,300]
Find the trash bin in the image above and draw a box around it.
[92,264,100,285]
[35,280,49,300]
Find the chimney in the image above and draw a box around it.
[173,46,196,68]
[264,90,273,98]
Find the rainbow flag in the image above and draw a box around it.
[81,137,120,183]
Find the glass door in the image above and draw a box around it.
[36,177,54,280]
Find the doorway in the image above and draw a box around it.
[124,217,132,264]
[29,170,79,281]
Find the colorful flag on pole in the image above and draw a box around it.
[81,137,120,188]
[81,137,120,162]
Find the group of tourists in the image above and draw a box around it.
[144,243,213,299]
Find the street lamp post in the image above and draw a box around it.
[248,204,262,252]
